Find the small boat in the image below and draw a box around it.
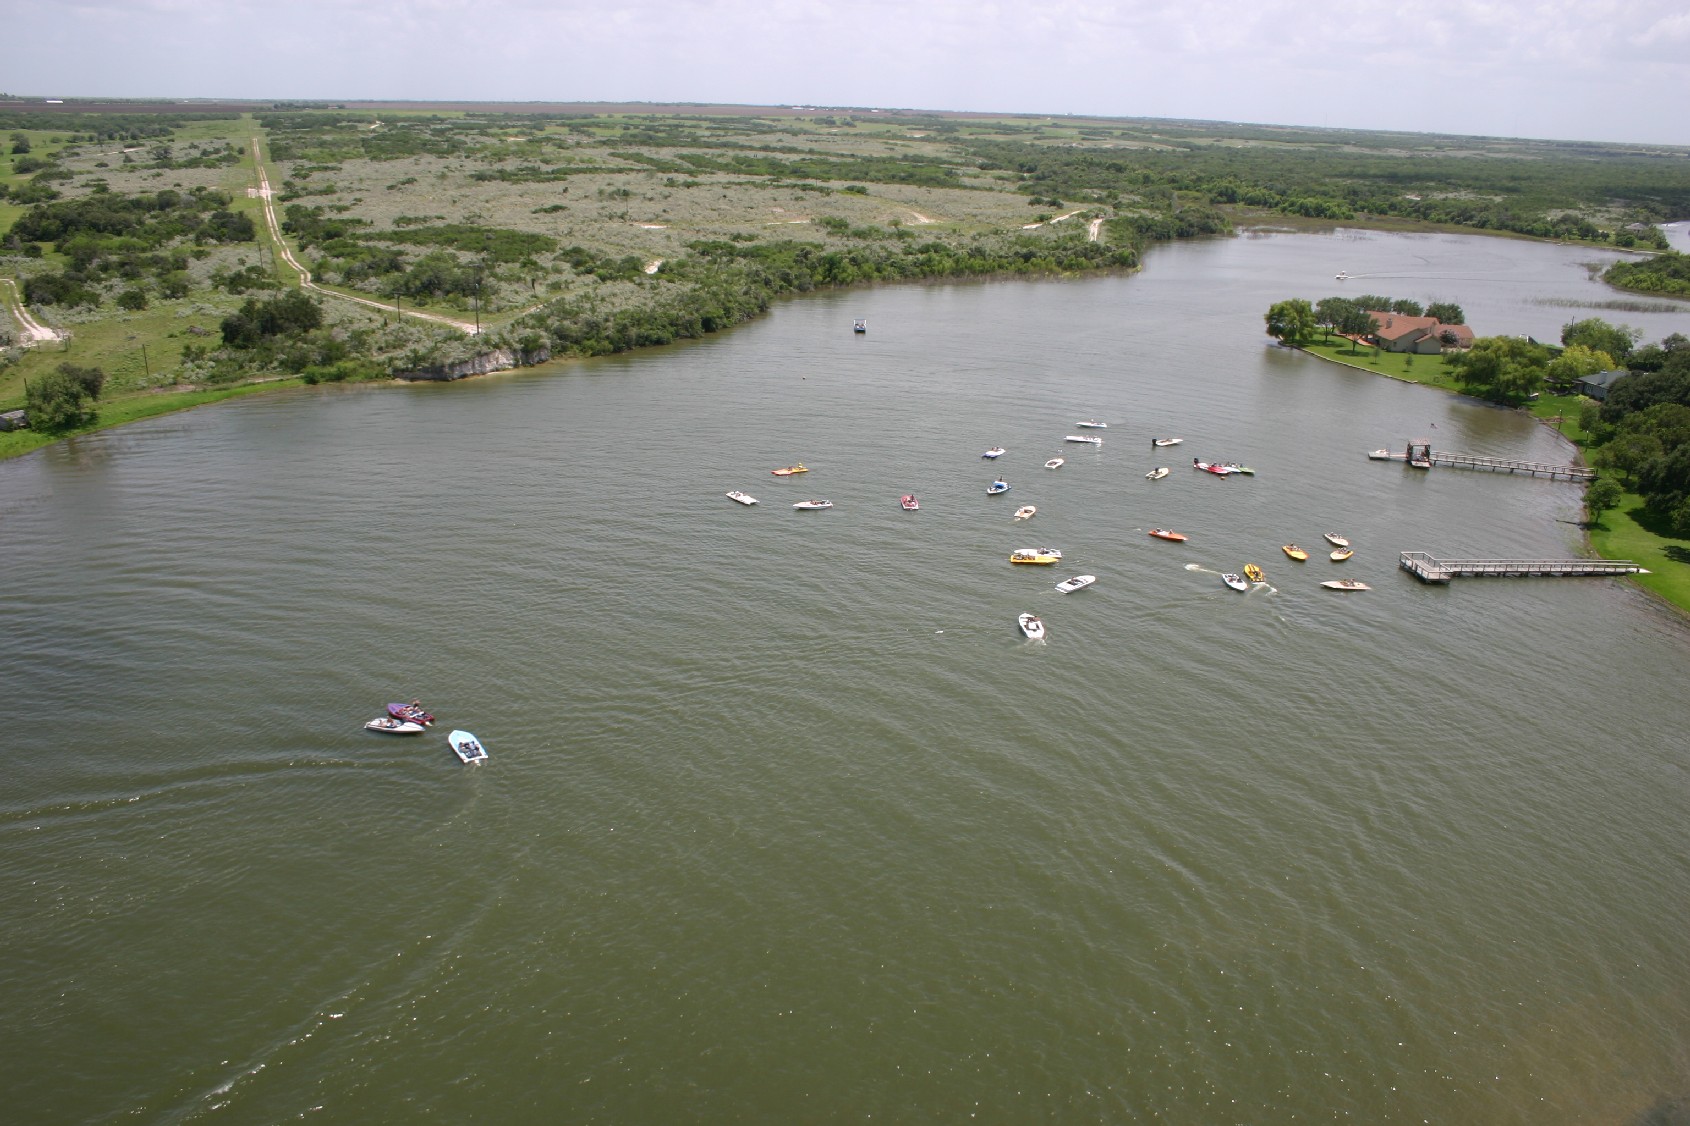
[1145,467,1170,480]
[448,728,488,764]
[388,701,433,726]
[1054,574,1096,594]
[1323,533,1351,548]
[1330,548,1354,562]
[982,447,1006,459]
[1222,463,1256,475]
[1243,563,1265,584]
[1367,449,1392,460]
[1321,579,1371,591]
[1193,460,1233,476]
[1065,434,1104,445]
[852,317,867,334]
[1148,529,1187,542]
[1221,572,1249,592]
[771,464,809,476]
[365,717,426,735]
[1018,613,1046,640]
[1153,437,1184,447]
[987,479,1010,494]
[1009,547,1062,565]
[1076,419,1108,429]
[1013,505,1037,520]
[1282,544,1309,561]
[726,490,758,505]
[1044,458,1064,470]
[1335,270,1350,281]
[900,494,919,511]
[793,499,833,510]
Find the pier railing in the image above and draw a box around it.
[1400,552,1648,583]
[1372,449,1594,481]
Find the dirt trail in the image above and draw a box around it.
[1,277,64,345]
[249,137,480,335]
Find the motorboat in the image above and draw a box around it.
[1368,449,1392,460]
[1153,437,1184,447]
[1321,579,1371,591]
[1330,548,1354,562]
[726,491,758,505]
[1146,467,1170,480]
[1335,270,1350,281]
[1076,420,1107,428]
[365,716,426,735]
[1243,563,1265,584]
[1010,547,1062,565]
[983,447,1006,459]
[1065,434,1103,445]
[1324,533,1351,548]
[1013,505,1037,520]
[987,479,1011,494]
[1054,574,1096,594]
[448,728,488,764]
[1147,529,1187,542]
[793,499,833,510]
[388,701,434,726]
[900,494,919,510]
[1018,613,1046,640]
[1282,544,1309,561]
[771,464,809,476]
[1221,572,1249,592]
[1222,463,1256,475]
[853,317,867,333]
[1044,458,1064,470]
[1193,460,1234,476]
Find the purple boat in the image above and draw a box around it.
[387,700,434,726]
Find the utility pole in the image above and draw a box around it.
[140,342,150,381]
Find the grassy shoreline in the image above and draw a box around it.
[1295,337,1690,617]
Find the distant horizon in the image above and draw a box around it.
[3,94,1685,152]
[3,0,1686,146]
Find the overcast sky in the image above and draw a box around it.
[5,0,1688,145]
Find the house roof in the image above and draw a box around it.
[1579,369,1630,390]
[1367,311,1439,341]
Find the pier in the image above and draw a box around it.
[1369,442,1594,481]
[1399,552,1648,584]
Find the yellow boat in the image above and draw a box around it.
[1330,548,1354,562]
[1009,548,1062,565]
[770,463,809,476]
[1282,544,1309,561]
[1243,563,1265,584]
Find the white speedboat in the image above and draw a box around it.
[1076,419,1108,428]
[1367,449,1392,460]
[1153,437,1184,447]
[1221,572,1249,592]
[1018,613,1046,640]
[1054,574,1096,594]
[1321,579,1371,591]
[1146,467,1170,480]
[365,717,426,735]
[983,447,1006,459]
[448,729,487,764]
[1044,457,1064,470]
[1013,505,1036,520]
[726,491,758,505]
[793,499,833,510]
[987,479,1010,494]
[1323,532,1351,548]
[1065,434,1103,445]
[1335,270,1351,281]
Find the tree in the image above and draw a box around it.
[1389,298,1423,316]
[10,134,30,155]
[1264,298,1316,348]
[1314,296,1357,340]
[1561,317,1639,363]
[24,366,98,431]
[1544,343,1616,390]
[1337,306,1376,352]
[1583,477,1623,527]
[1448,336,1550,404]
[1425,301,1465,325]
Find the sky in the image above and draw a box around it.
[4,0,1689,145]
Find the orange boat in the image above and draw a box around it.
[770,463,809,476]
[1282,544,1309,561]
[1148,529,1187,542]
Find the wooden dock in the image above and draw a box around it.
[1370,445,1594,481]
[1399,552,1648,584]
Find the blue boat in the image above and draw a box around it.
[448,729,487,764]
[987,479,1010,495]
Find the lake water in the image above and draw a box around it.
[2,229,1688,1124]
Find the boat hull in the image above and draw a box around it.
[1017,613,1046,639]
[1055,575,1096,594]
[365,718,426,735]
[448,728,487,764]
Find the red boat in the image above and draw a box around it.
[1147,529,1188,542]
[900,494,919,510]
[388,700,434,726]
